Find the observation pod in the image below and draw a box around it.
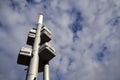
[17,47,32,66]
[39,42,56,62]
[27,26,51,46]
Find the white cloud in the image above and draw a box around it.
[0,0,120,80]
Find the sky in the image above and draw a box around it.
[0,0,120,80]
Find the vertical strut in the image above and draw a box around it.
[43,62,50,80]
[26,13,43,80]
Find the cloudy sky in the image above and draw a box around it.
[0,0,120,80]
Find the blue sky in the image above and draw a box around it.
[0,0,120,80]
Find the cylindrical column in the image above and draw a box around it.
[26,13,43,80]
[43,63,50,80]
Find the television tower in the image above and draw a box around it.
[17,13,56,80]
